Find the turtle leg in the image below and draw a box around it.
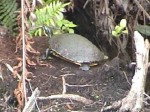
[79,64,90,71]
[40,48,53,60]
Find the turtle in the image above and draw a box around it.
[42,26,108,70]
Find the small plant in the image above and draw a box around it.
[29,0,77,36]
[112,19,128,37]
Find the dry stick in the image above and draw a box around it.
[28,81,41,111]
[62,76,66,94]
[5,63,21,79]
[102,31,149,112]
[60,74,93,104]
[37,94,93,105]
[22,88,40,112]
[37,74,93,105]
[22,0,27,104]
[0,65,3,80]
[65,84,93,87]
[61,74,92,93]
[133,0,150,20]
[61,74,75,94]
[83,0,90,8]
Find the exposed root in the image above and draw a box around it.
[102,31,149,112]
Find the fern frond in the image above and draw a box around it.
[0,0,18,35]
[29,0,76,36]
[35,1,69,25]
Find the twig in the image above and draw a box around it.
[65,84,93,87]
[0,65,3,80]
[22,0,27,105]
[37,94,93,105]
[123,71,131,86]
[5,63,21,79]
[62,76,66,94]
[22,88,40,112]
[61,74,75,77]
[61,74,75,94]
[133,0,150,20]
[83,0,90,8]
[28,81,40,111]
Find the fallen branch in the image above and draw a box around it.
[37,94,93,105]
[102,31,149,112]
[22,88,40,112]
[61,74,93,94]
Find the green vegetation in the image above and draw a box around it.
[0,0,18,35]
[29,0,77,36]
[136,24,150,36]
[112,19,128,37]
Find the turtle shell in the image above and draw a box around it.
[49,33,106,66]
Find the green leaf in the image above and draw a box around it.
[29,0,76,36]
[68,29,74,33]
[67,22,77,27]
[38,28,42,36]
[56,20,63,27]
[135,24,150,36]
[34,28,42,36]
[114,25,120,31]
[62,20,76,27]
[120,19,127,28]
[115,25,122,34]
[112,31,119,37]
[49,19,55,26]
[56,13,63,20]
[122,30,128,34]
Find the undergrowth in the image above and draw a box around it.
[0,0,18,35]
[29,0,76,36]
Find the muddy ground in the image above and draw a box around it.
[0,36,150,112]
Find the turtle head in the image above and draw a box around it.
[42,25,53,38]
